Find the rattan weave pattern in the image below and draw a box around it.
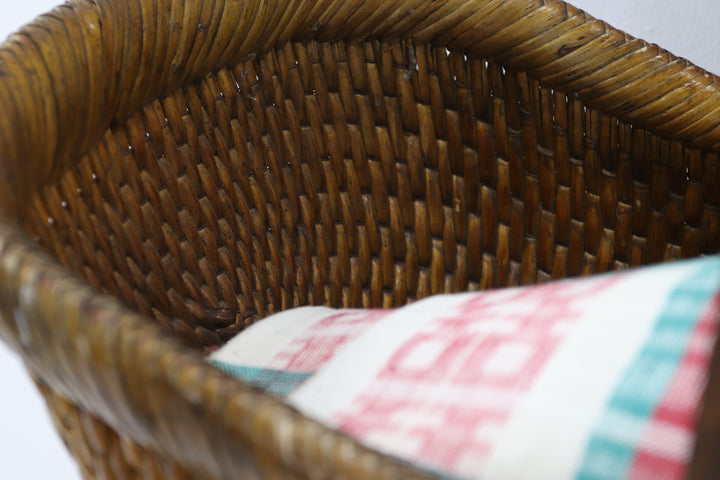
[24,39,720,352]
[1,0,720,478]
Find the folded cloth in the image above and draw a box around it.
[209,256,720,480]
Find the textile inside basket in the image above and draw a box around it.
[210,256,720,480]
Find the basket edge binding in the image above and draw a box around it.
[0,0,720,218]
[0,223,445,479]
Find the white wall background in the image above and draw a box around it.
[1,1,720,479]
[572,0,720,74]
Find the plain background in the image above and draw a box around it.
[2,1,720,478]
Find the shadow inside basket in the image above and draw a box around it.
[21,38,720,353]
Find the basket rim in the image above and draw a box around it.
[1,0,720,478]
[0,0,720,218]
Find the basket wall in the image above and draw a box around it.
[24,40,720,353]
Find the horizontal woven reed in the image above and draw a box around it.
[1,0,720,478]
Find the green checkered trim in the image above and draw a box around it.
[210,361,313,398]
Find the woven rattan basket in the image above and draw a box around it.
[2,0,720,478]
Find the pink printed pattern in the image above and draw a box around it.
[628,293,720,479]
[270,310,390,371]
[334,276,621,474]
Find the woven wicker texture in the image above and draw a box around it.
[1,0,720,478]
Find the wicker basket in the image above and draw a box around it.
[1,0,720,478]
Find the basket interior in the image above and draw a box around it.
[21,39,720,351]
